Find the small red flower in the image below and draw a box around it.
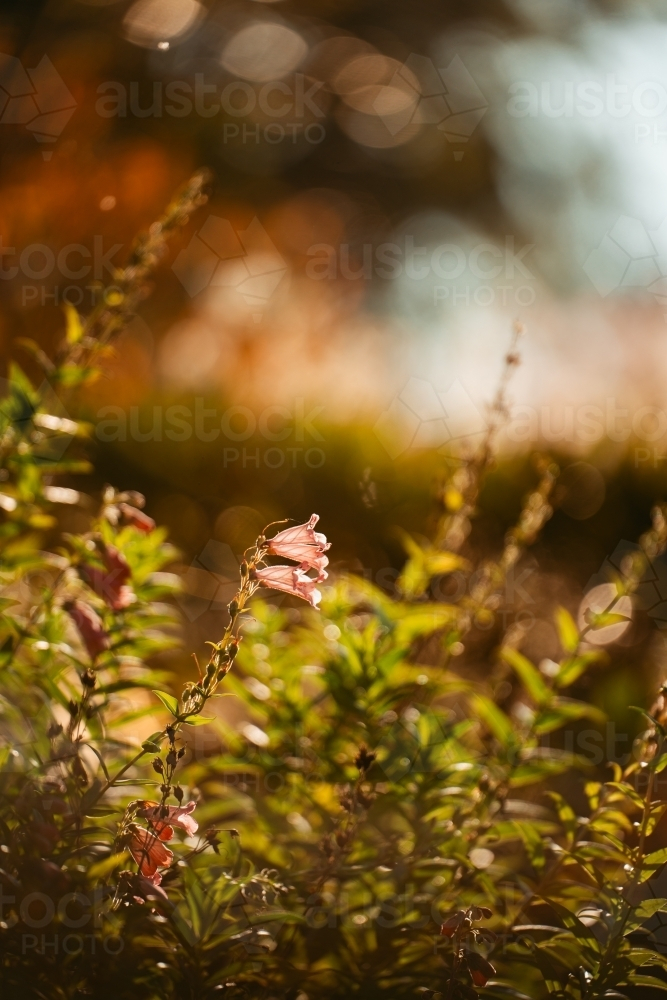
[119,503,155,533]
[79,544,135,611]
[65,600,109,660]
[128,825,173,884]
[138,800,198,838]
[468,953,496,987]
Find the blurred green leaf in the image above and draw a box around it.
[501,647,549,705]
[470,694,515,748]
[555,606,579,654]
[64,302,84,344]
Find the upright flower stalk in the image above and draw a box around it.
[113,515,329,891]
[179,514,329,722]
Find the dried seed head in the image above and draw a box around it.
[354,745,376,773]
[71,756,88,786]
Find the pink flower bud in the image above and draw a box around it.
[78,543,135,611]
[65,600,109,660]
[119,503,155,533]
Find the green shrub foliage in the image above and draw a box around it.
[1,175,667,999]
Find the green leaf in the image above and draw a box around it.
[513,819,547,871]
[510,760,572,786]
[534,697,606,735]
[555,653,601,689]
[555,606,579,654]
[627,975,667,991]
[87,852,129,880]
[584,608,630,629]
[530,942,570,991]
[84,743,110,781]
[627,897,667,927]
[393,605,459,646]
[630,706,662,732]
[643,847,667,870]
[395,530,468,598]
[540,896,601,955]
[113,778,157,786]
[142,731,166,749]
[604,781,645,810]
[470,694,515,748]
[623,903,664,935]
[501,647,549,705]
[182,714,215,726]
[64,302,84,344]
[8,361,34,397]
[647,801,667,834]
[53,364,98,387]
[152,690,179,715]
[545,791,578,845]
[637,950,667,972]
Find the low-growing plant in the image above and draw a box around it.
[1,175,667,999]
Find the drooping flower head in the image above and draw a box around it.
[78,543,135,611]
[138,800,198,838]
[119,502,155,533]
[128,824,173,885]
[65,600,109,660]
[266,514,330,581]
[78,566,134,611]
[254,564,322,608]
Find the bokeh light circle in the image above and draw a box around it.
[221,23,308,82]
[578,583,632,646]
[333,54,421,148]
[123,0,203,48]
